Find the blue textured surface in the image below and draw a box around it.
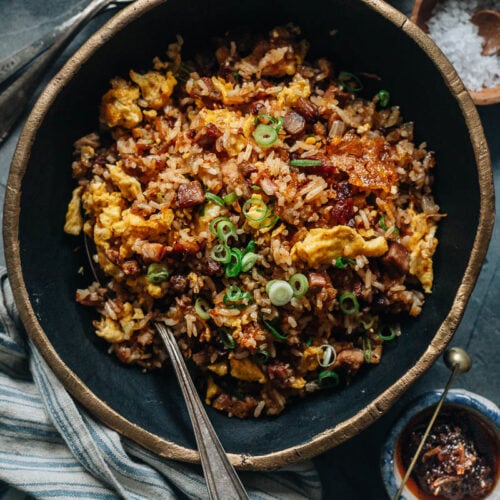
[0,1,498,497]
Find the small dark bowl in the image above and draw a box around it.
[381,390,500,499]
[3,0,494,469]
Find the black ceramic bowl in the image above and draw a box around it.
[4,0,494,469]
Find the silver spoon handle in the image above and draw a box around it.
[155,322,249,500]
[0,0,115,143]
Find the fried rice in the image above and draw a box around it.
[64,25,443,418]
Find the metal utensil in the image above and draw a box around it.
[0,0,134,144]
[83,236,249,500]
[394,347,472,500]
[0,0,133,87]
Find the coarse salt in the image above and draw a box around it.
[427,0,500,91]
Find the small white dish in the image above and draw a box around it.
[381,389,500,499]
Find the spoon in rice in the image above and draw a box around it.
[84,235,249,500]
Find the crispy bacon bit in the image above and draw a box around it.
[205,259,222,276]
[122,260,141,276]
[139,242,168,262]
[187,76,221,101]
[333,348,365,374]
[293,97,318,122]
[191,350,210,366]
[193,123,222,149]
[307,271,328,291]
[380,242,410,277]
[327,132,399,192]
[166,240,201,258]
[169,274,189,293]
[330,198,354,226]
[250,101,265,115]
[267,361,291,381]
[283,111,306,135]
[176,180,205,208]
[238,161,257,178]
[212,393,259,419]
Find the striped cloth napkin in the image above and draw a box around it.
[0,269,322,499]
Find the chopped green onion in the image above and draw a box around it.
[219,328,236,349]
[231,71,241,82]
[378,325,397,342]
[338,71,363,92]
[362,336,372,363]
[216,220,238,242]
[305,336,313,347]
[290,159,323,167]
[223,285,252,307]
[360,314,376,330]
[254,113,277,125]
[318,344,337,368]
[379,215,399,234]
[339,292,360,315]
[262,317,288,340]
[275,116,284,132]
[254,350,270,365]
[251,185,262,191]
[210,243,231,263]
[204,192,225,206]
[377,89,390,108]
[241,252,258,272]
[225,248,243,277]
[242,197,268,222]
[267,280,294,306]
[243,240,256,255]
[258,214,279,230]
[265,280,278,295]
[334,256,355,269]
[318,370,340,388]
[224,285,243,302]
[223,192,238,205]
[194,297,211,320]
[209,216,230,236]
[253,124,278,147]
[146,263,170,284]
[288,273,309,298]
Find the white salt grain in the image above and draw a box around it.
[427,0,500,91]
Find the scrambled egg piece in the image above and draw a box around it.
[277,75,311,107]
[129,70,177,109]
[64,186,84,235]
[95,317,125,343]
[108,162,143,201]
[208,361,228,377]
[230,358,266,384]
[289,376,306,389]
[94,302,135,342]
[100,77,142,129]
[404,212,438,293]
[291,226,388,267]
[299,346,323,372]
[197,108,247,156]
[205,376,221,404]
[211,77,234,105]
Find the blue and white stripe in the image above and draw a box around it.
[0,269,322,499]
